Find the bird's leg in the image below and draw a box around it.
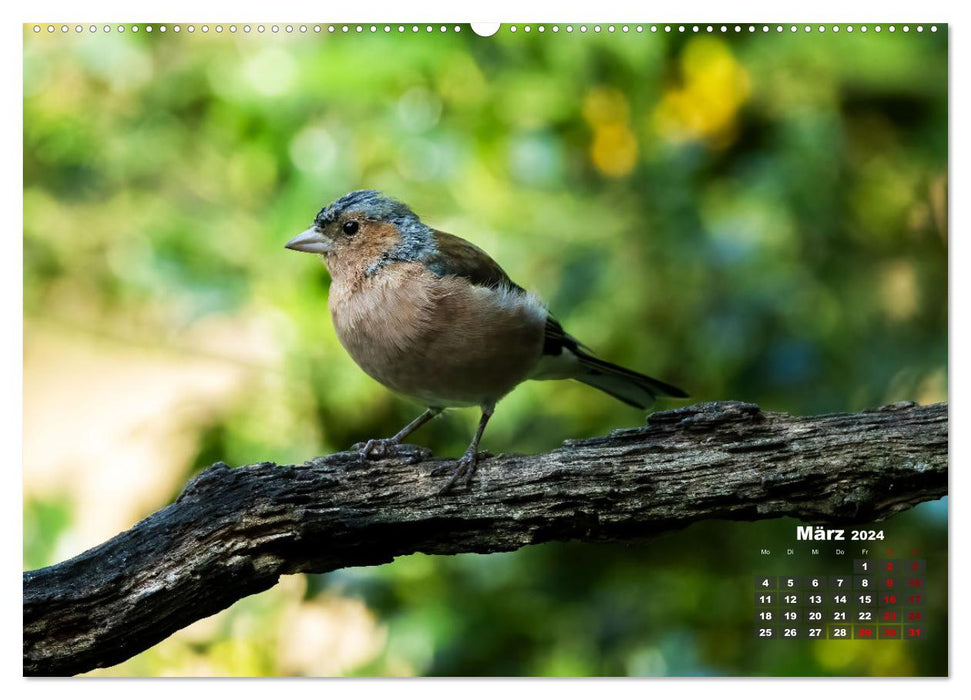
[434,404,495,493]
[357,407,442,461]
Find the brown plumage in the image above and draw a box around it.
[328,261,545,408]
[286,190,686,491]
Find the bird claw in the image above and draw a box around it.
[354,437,394,460]
[433,450,491,493]
[352,439,431,465]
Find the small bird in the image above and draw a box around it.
[286,190,687,491]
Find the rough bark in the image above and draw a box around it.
[23,400,947,676]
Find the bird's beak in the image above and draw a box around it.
[285,227,333,254]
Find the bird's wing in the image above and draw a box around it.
[542,315,585,355]
[427,233,687,404]
[429,230,585,357]
[427,230,527,293]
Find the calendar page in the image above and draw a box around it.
[22,20,948,678]
[755,531,940,644]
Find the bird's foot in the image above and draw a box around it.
[432,449,492,494]
[352,438,431,465]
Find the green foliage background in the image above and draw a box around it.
[23,24,947,676]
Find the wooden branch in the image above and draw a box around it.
[23,400,947,676]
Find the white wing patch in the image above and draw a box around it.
[530,345,582,380]
[486,284,548,323]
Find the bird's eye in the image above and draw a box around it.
[342,220,359,235]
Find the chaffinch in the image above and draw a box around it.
[286,190,687,491]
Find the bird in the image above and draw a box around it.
[285,190,687,491]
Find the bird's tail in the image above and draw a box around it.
[573,350,688,409]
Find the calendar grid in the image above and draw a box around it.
[755,559,926,640]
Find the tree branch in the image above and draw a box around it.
[23,400,947,676]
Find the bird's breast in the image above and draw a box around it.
[328,263,546,407]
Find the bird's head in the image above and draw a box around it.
[285,190,434,279]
